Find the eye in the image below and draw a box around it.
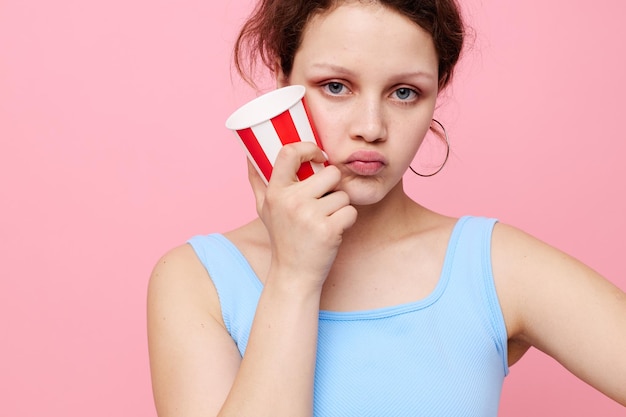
[323,82,348,96]
[393,87,418,101]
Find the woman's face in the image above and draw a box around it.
[281,2,439,206]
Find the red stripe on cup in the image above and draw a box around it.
[271,109,315,181]
[237,127,273,183]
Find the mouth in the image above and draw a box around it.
[345,150,387,176]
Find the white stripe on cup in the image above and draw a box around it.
[250,120,284,168]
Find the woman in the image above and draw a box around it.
[147,1,626,415]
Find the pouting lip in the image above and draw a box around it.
[345,150,387,164]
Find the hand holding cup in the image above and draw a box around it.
[226,85,326,184]
[227,86,357,285]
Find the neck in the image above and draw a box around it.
[340,181,430,247]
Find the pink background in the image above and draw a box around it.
[1,0,624,415]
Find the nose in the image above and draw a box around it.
[349,96,387,142]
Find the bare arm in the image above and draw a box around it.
[492,223,626,406]
[147,244,241,417]
[147,244,325,417]
[147,143,357,417]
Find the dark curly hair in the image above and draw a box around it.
[234,0,466,91]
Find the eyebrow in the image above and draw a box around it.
[310,63,355,75]
[309,62,437,82]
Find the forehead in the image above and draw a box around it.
[295,2,438,76]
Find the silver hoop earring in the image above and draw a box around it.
[409,119,450,177]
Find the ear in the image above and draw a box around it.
[275,61,290,88]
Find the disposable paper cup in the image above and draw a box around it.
[225,85,325,185]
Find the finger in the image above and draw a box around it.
[270,142,328,186]
[316,188,351,216]
[247,159,267,212]
[300,165,342,198]
[328,204,358,233]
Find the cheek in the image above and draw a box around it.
[391,113,431,148]
[304,98,344,150]
[412,123,431,150]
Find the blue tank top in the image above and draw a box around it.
[188,216,509,416]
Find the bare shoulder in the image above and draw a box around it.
[148,242,223,327]
[489,222,559,337]
[147,243,243,416]
[150,243,205,281]
[490,221,623,336]
[147,218,269,318]
[490,222,626,405]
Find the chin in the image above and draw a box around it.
[342,183,387,207]
[339,174,404,207]
[349,196,383,207]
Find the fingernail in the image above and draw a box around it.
[321,150,329,160]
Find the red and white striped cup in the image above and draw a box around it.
[225,85,325,185]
